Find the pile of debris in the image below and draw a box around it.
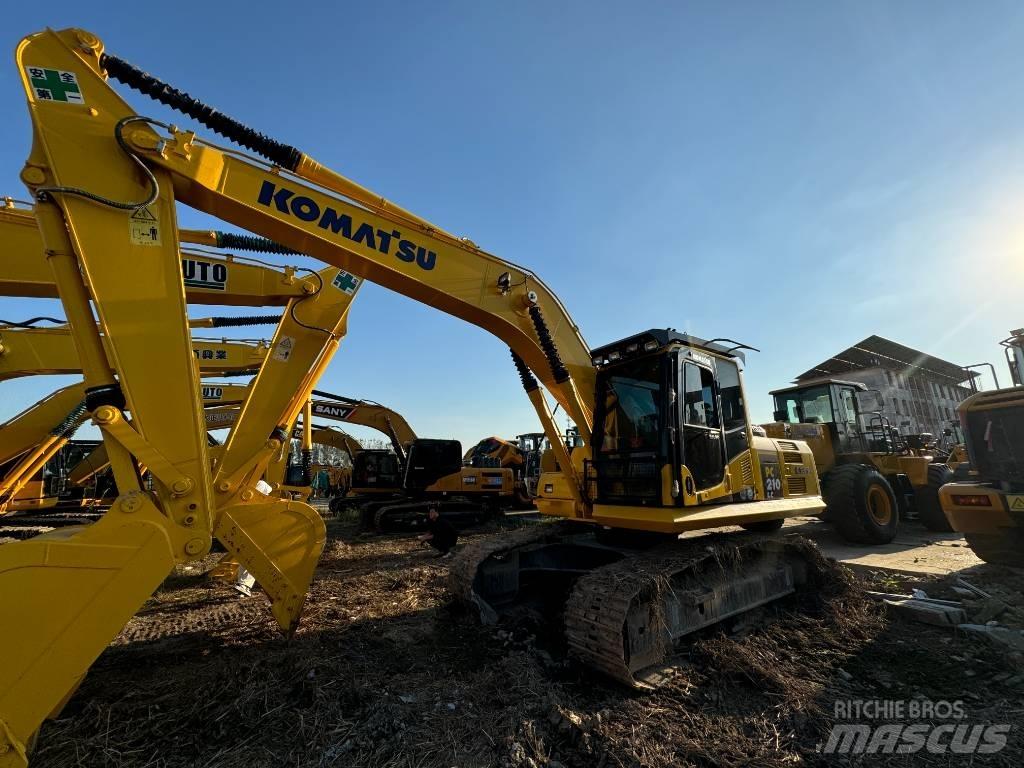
[869,571,1024,672]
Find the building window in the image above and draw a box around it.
[893,398,899,414]
[886,370,894,386]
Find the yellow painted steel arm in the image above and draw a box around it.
[204,406,363,476]
[308,427,363,460]
[0,382,85,466]
[310,395,417,456]
[200,381,251,405]
[0,201,318,306]
[0,383,87,510]
[0,326,268,380]
[212,263,359,493]
[11,29,596,442]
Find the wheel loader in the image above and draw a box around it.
[3,28,835,762]
[938,329,1024,567]
[763,378,953,542]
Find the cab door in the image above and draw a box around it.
[681,361,726,491]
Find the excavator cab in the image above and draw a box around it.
[589,330,752,505]
[403,439,464,492]
[351,450,403,493]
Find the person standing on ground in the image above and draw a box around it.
[418,505,459,558]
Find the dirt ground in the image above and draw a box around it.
[29,516,1024,768]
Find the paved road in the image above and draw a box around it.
[779,515,982,575]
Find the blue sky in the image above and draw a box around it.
[2,1,1023,450]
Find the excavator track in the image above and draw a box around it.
[453,526,824,688]
[375,498,496,532]
[449,521,574,622]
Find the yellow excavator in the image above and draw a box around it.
[2,28,830,763]
[302,391,518,530]
[195,397,360,499]
[939,329,1024,566]
[203,386,519,528]
[0,383,87,514]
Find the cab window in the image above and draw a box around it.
[716,359,747,460]
[683,363,719,428]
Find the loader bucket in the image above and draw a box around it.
[214,499,326,634]
[0,505,176,767]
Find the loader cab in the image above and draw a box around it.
[403,438,464,492]
[771,379,868,454]
[589,329,751,506]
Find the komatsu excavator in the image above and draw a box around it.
[2,28,828,764]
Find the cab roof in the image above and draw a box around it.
[770,378,868,396]
[591,328,751,363]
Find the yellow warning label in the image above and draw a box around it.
[1008,495,1024,511]
[272,336,295,362]
[129,206,161,246]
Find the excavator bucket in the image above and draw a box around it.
[214,499,326,634]
[0,501,175,767]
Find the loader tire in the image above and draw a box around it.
[823,464,898,545]
[964,530,1024,569]
[917,463,954,532]
[741,518,785,533]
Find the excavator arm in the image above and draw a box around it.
[12,29,593,507]
[0,383,86,511]
[1,200,322,306]
[309,392,416,458]
[0,326,269,380]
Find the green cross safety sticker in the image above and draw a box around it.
[26,67,84,104]
[332,271,360,294]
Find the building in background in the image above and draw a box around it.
[792,335,976,437]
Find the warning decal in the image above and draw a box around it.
[1008,495,1024,512]
[272,336,295,362]
[129,206,161,246]
[26,67,84,104]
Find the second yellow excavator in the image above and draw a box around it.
[307,391,517,529]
